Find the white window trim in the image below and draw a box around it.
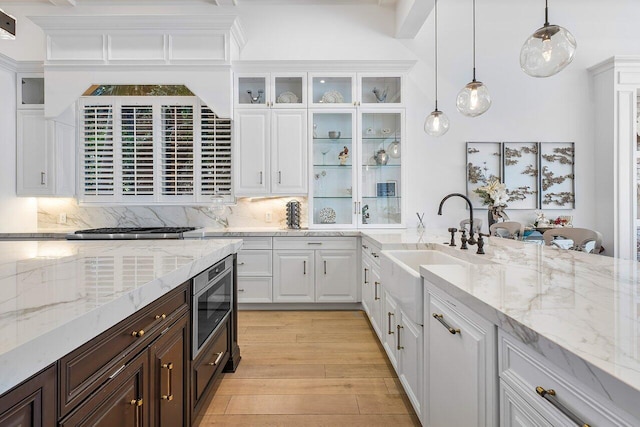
[78,96,233,206]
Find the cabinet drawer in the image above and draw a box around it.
[499,331,636,426]
[58,282,189,417]
[361,238,381,266]
[274,237,356,250]
[193,319,229,406]
[237,250,272,276]
[239,236,272,250]
[238,277,273,303]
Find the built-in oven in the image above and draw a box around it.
[192,255,233,358]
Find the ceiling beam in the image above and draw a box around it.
[395,0,433,39]
[48,0,77,6]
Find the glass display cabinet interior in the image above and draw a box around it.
[360,76,402,105]
[311,111,355,226]
[236,74,305,107]
[310,75,354,106]
[360,112,402,226]
[237,76,267,106]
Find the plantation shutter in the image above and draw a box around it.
[121,105,154,196]
[200,106,232,201]
[82,105,114,195]
[161,105,194,196]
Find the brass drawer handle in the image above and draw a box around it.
[432,313,460,335]
[374,281,380,300]
[238,262,245,265]
[324,260,327,275]
[129,398,143,427]
[303,260,306,275]
[536,386,590,427]
[207,352,225,366]
[371,252,379,258]
[397,324,404,350]
[362,244,368,249]
[238,288,245,292]
[131,329,145,338]
[161,362,174,401]
[154,314,166,320]
[388,312,394,335]
[364,268,368,284]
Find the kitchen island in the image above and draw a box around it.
[0,238,241,397]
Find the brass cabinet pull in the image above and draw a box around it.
[432,313,460,335]
[131,329,145,337]
[278,171,282,184]
[324,260,327,275]
[129,398,143,427]
[161,362,174,401]
[303,260,306,275]
[238,288,245,292]
[371,252,379,258]
[238,262,245,265]
[259,171,263,184]
[536,387,591,427]
[363,268,368,284]
[388,312,394,335]
[374,281,380,300]
[354,202,358,214]
[307,242,323,245]
[397,324,404,350]
[207,352,224,366]
[362,244,368,250]
[154,314,166,320]
[40,172,45,185]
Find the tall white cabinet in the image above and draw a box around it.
[16,73,76,197]
[234,73,308,196]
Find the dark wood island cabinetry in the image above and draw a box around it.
[0,365,56,427]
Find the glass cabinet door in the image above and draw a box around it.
[359,75,402,106]
[310,110,356,227]
[359,111,403,226]
[309,73,356,107]
[236,74,269,107]
[272,74,306,108]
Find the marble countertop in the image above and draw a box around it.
[183,227,363,237]
[0,238,242,395]
[383,235,640,419]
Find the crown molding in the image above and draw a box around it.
[588,56,640,75]
[232,59,417,72]
[0,52,17,72]
[28,14,241,32]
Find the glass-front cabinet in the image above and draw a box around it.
[309,73,403,108]
[235,73,306,108]
[309,109,404,228]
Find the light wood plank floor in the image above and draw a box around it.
[195,310,421,426]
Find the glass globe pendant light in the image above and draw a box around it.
[424,0,450,136]
[520,0,576,78]
[456,0,491,117]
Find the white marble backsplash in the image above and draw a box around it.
[37,197,308,230]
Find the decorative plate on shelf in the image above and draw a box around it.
[277,91,299,104]
[320,90,344,104]
[319,207,337,224]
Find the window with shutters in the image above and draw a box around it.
[78,97,232,204]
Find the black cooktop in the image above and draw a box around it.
[74,227,197,234]
[67,227,198,240]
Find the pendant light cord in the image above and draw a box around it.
[434,0,439,110]
[544,0,549,26]
[472,0,476,81]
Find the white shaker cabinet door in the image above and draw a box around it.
[314,250,357,302]
[397,311,423,421]
[271,109,307,194]
[368,265,383,339]
[427,293,496,427]
[234,109,270,195]
[17,110,52,195]
[382,291,398,369]
[500,381,553,427]
[273,250,315,302]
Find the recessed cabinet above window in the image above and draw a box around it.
[235,73,307,108]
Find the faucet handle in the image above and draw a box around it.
[447,228,457,247]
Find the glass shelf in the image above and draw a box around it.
[313,137,353,141]
[314,164,352,168]
[362,196,402,199]
[362,137,399,141]
[361,164,401,168]
[313,196,353,199]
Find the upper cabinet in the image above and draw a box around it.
[235,73,307,109]
[17,73,45,109]
[309,73,403,108]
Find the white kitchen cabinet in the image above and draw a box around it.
[309,109,404,228]
[382,290,398,369]
[315,250,357,302]
[426,290,497,427]
[397,310,423,421]
[234,109,307,196]
[273,250,315,302]
[360,238,382,337]
[17,73,45,109]
[17,109,75,197]
[500,380,553,427]
[308,73,404,108]
[237,277,273,303]
[273,237,358,303]
[499,330,639,427]
[235,72,306,108]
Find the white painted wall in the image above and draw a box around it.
[0,63,37,231]
[0,0,639,242]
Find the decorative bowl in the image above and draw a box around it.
[328,131,341,139]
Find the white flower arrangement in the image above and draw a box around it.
[473,178,508,207]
